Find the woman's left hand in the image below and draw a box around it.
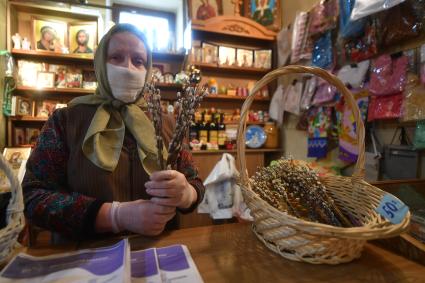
[145,170,197,209]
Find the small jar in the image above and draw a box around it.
[263,122,279,149]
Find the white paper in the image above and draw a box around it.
[350,0,406,21]
[0,239,131,283]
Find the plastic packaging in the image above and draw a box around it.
[339,0,367,39]
[307,106,332,158]
[308,0,339,37]
[401,74,425,122]
[283,80,303,116]
[369,54,408,96]
[350,0,406,21]
[312,31,333,69]
[290,12,310,64]
[269,85,285,125]
[300,76,317,110]
[277,26,291,66]
[413,120,425,149]
[378,1,421,47]
[339,89,369,163]
[367,93,403,121]
[337,60,370,88]
[312,78,337,105]
[343,22,378,63]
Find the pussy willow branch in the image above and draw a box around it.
[166,84,208,168]
[145,83,165,170]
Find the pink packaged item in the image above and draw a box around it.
[312,78,337,105]
[308,0,339,37]
[369,54,408,96]
[367,93,403,122]
[283,80,303,116]
[291,12,310,63]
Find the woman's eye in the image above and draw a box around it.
[132,58,145,67]
[109,54,123,61]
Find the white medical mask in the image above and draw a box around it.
[106,63,147,103]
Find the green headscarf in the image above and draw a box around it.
[69,23,167,173]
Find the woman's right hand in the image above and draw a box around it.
[96,200,176,236]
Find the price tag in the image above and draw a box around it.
[375,194,409,224]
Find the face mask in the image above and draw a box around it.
[106,63,147,103]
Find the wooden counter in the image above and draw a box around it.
[24,223,425,283]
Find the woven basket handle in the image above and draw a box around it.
[0,153,24,225]
[237,65,365,184]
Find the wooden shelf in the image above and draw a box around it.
[152,52,186,62]
[15,86,94,96]
[191,148,281,154]
[205,94,270,101]
[10,116,47,122]
[194,62,270,76]
[156,83,183,90]
[224,121,267,125]
[11,49,94,63]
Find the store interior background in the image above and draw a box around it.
[0,0,423,176]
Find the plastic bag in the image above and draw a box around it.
[312,31,333,69]
[413,120,425,149]
[337,60,370,88]
[350,0,406,21]
[291,11,310,64]
[308,0,339,37]
[307,106,332,158]
[343,21,378,63]
[339,0,367,38]
[283,80,303,116]
[367,93,403,121]
[402,74,425,122]
[269,85,285,125]
[312,78,337,105]
[198,154,252,220]
[277,25,291,66]
[378,1,421,47]
[369,54,408,95]
[339,89,369,163]
[300,76,317,110]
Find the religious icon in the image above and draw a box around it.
[190,0,223,21]
[68,22,97,54]
[32,17,67,52]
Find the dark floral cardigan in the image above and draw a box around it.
[22,110,204,240]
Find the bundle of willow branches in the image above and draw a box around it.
[145,67,208,170]
[250,158,355,227]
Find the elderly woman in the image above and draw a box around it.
[23,24,205,240]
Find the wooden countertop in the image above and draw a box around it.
[24,223,425,283]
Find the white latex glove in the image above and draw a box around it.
[110,200,176,236]
[145,170,197,209]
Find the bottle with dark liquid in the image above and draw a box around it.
[218,112,226,149]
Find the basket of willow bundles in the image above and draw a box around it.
[0,153,25,265]
[236,65,410,265]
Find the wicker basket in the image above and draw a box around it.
[236,65,410,265]
[0,153,25,265]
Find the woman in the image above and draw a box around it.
[23,24,205,240]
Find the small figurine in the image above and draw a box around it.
[11,33,21,49]
[22,37,31,50]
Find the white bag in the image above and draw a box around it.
[283,80,303,116]
[350,0,406,21]
[197,154,252,220]
[337,60,370,88]
[277,26,291,66]
[269,85,285,125]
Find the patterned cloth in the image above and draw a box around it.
[23,110,205,240]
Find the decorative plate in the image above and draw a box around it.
[245,125,267,148]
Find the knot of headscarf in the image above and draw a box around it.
[68,23,167,174]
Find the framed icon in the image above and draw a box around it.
[16,97,33,116]
[202,42,218,64]
[32,16,67,52]
[68,21,97,54]
[218,46,236,66]
[237,49,254,67]
[254,49,272,69]
[36,71,55,88]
